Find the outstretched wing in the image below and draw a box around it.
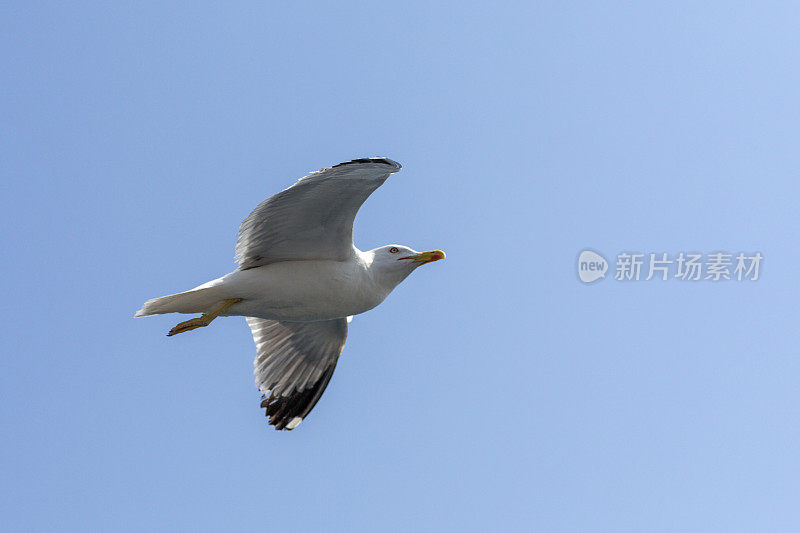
[235,157,402,270]
[247,317,348,430]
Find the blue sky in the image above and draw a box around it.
[2,2,799,531]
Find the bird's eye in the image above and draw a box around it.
[389,247,399,254]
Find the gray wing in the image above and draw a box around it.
[247,317,348,430]
[235,157,402,270]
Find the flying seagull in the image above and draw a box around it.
[135,157,444,430]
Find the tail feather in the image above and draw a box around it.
[135,286,223,317]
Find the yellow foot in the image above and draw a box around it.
[167,316,210,336]
[166,298,243,337]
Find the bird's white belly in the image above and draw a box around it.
[217,260,387,321]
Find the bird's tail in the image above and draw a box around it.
[135,283,224,318]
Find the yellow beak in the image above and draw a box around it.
[399,249,446,265]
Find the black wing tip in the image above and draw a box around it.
[260,364,337,431]
[332,157,402,171]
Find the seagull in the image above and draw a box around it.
[135,157,444,430]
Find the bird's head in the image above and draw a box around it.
[367,244,445,283]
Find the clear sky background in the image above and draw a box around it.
[2,2,799,531]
